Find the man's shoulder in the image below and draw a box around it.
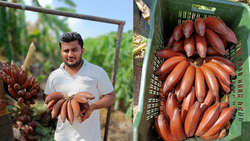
[86,60,104,71]
[48,68,63,78]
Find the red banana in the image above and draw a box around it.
[71,99,81,117]
[14,83,22,91]
[157,72,169,81]
[179,65,195,98]
[204,61,231,86]
[67,100,74,125]
[162,80,174,94]
[195,32,207,58]
[195,102,221,136]
[173,24,183,41]
[45,91,64,104]
[5,64,11,76]
[218,79,230,93]
[2,65,7,75]
[155,56,186,76]
[203,106,236,137]
[154,116,164,139]
[220,102,229,111]
[75,92,95,100]
[11,60,17,70]
[207,47,221,56]
[194,17,206,36]
[7,76,16,87]
[174,80,184,104]
[172,39,184,51]
[205,29,226,55]
[166,94,178,119]
[18,97,24,103]
[195,67,206,103]
[160,97,170,123]
[18,69,26,85]
[184,101,201,137]
[167,34,174,47]
[200,65,219,98]
[183,20,194,38]
[30,89,37,97]
[22,75,33,89]
[205,17,227,34]
[157,114,178,141]
[74,94,88,103]
[218,26,238,43]
[170,107,187,140]
[8,85,20,98]
[181,87,196,123]
[47,100,57,110]
[184,34,195,57]
[155,48,185,59]
[205,56,236,77]
[59,101,67,123]
[173,44,185,52]
[200,91,214,115]
[51,98,65,119]
[11,67,18,83]
[164,60,190,89]
[23,92,31,99]
[18,90,25,97]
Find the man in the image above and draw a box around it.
[44,32,116,141]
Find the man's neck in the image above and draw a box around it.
[64,59,84,77]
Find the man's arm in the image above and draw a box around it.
[90,91,116,112]
[81,91,116,121]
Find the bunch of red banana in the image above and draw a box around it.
[167,16,238,58]
[15,114,38,141]
[36,110,57,128]
[45,91,95,125]
[157,97,235,140]
[155,50,235,98]
[154,49,237,140]
[0,60,40,106]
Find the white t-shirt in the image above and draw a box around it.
[44,59,114,141]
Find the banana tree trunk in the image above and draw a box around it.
[0,61,14,140]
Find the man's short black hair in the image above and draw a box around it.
[59,32,84,49]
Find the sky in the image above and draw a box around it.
[23,0,133,39]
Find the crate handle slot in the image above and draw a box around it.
[191,4,216,15]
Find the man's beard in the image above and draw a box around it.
[64,57,83,68]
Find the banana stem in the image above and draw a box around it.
[22,42,36,79]
[14,102,23,121]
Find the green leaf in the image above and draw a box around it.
[63,0,76,7]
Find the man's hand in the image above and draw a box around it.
[80,108,92,122]
[79,91,116,122]
[80,103,92,122]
